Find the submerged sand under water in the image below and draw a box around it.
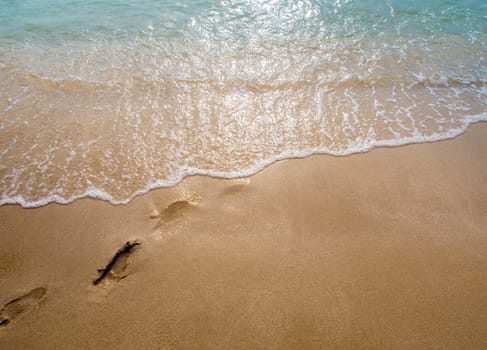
[1,0,486,206]
[0,123,486,349]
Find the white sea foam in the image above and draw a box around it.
[1,0,486,208]
[1,113,485,208]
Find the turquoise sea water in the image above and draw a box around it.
[0,0,486,206]
[1,1,486,44]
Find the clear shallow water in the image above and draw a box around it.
[1,0,486,207]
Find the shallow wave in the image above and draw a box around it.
[1,114,486,209]
[1,0,487,207]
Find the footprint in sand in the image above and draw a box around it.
[150,200,197,226]
[221,179,251,197]
[222,183,247,196]
[0,287,46,328]
[93,241,140,286]
[148,200,199,242]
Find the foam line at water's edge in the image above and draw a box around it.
[1,113,486,209]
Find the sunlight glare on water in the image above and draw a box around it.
[0,0,486,206]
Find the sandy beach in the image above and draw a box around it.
[0,122,486,349]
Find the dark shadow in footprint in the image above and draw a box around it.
[155,200,196,226]
[0,287,46,328]
[223,184,247,196]
[93,241,140,286]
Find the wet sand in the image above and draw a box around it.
[0,123,486,349]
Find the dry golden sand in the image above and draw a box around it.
[0,123,486,349]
